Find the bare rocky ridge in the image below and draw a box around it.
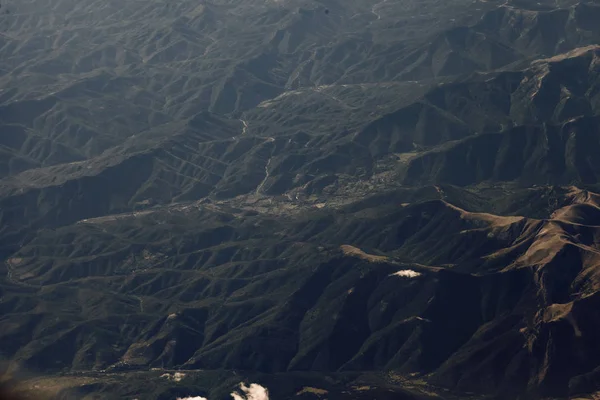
[2,0,600,399]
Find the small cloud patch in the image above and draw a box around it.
[390,270,421,278]
[161,372,186,382]
[176,397,207,400]
[231,383,270,400]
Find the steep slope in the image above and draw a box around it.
[3,187,600,398]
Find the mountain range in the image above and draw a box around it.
[2,0,600,399]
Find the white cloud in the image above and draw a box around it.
[231,383,270,400]
[390,269,421,278]
[176,397,207,400]
[161,372,186,382]
[172,382,269,400]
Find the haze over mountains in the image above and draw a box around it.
[2,0,600,399]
